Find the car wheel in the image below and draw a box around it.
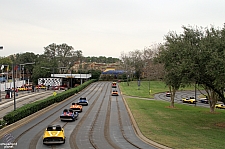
[63,139,65,144]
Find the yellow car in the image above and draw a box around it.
[182,97,197,104]
[43,125,65,144]
[17,87,26,91]
[70,103,83,113]
[215,104,225,109]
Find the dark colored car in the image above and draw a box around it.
[166,91,171,97]
[60,109,79,121]
[199,98,209,104]
[77,97,89,106]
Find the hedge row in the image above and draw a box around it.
[0,79,96,129]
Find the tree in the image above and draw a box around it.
[0,57,12,77]
[43,43,82,73]
[156,32,184,108]
[179,25,225,112]
[17,52,37,79]
[156,24,225,112]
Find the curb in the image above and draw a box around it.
[119,85,172,149]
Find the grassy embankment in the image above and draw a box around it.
[119,81,225,149]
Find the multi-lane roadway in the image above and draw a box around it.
[0,82,165,149]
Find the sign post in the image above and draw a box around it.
[138,79,140,90]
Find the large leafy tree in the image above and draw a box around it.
[43,43,83,72]
[156,32,184,108]
[17,52,37,77]
[157,24,225,112]
[180,25,225,112]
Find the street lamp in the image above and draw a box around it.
[80,69,82,85]
[149,77,150,95]
[12,62,35,111]
[145,61,150,94]
[22,65,24,82]
[20,62,35,86]
[12,63,16,110]
[195,82,197,107]
[68,62,73,88]
[70,69,72,88]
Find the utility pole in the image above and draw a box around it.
[12,63,16,110]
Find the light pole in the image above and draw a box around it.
[22,65,24,83]
[12,62,35,110]
[69,62,73,88]
[12,63,16,110]
[20,62,35,86]
[149,77,150,95]
[145,61,150,94]
[41,67,52,86]
[70,69,72,88]
[148,66,150,95]
[80,69,82,85]
[195,82,197,107]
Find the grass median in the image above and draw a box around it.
[119,81,225,149]
[119,80,198,98]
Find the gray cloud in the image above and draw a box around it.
[0,0,225,58]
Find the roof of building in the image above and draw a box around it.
[101,70,126,74]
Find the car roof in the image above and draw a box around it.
[80,97,86,100]
[47,125,62,131]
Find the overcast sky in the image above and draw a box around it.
[0,0,224,58]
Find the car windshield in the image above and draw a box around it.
[47,126,62,131]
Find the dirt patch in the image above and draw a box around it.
[215,122,225,128]
[202,111,220,114]
[165,106,181,110]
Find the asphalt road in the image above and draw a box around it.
[154,90,210,108]
[0,82,160,149]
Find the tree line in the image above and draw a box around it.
[0,43,119,84]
